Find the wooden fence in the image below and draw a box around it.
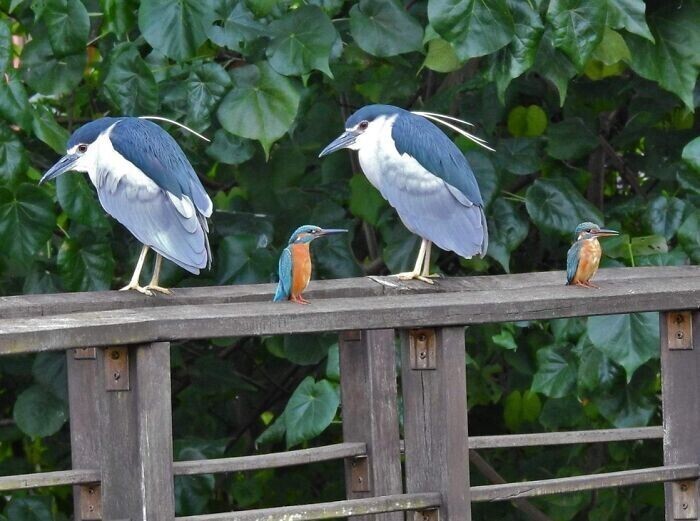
[0,265,699,520]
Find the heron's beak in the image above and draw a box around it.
[39,153,80,185]
[592,228,619,238]
[319,228,348,236]
[319,130,360,157]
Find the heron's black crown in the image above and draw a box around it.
[345,104,407,128]
[67,117,122,148]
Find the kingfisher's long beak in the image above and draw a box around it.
[39,153,80,185]
[319,131,360,157]
[319,228,348,236]
[592,228,619,238]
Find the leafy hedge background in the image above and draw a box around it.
[0,0,697,519]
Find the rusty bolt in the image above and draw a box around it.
[110,350,120,360]
[113,371,121,381]
[676,314,685,324]
[677,331,685,339]
[681,483,688,492]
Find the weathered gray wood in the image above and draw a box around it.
[173,442,366,476]
[67,349,102,520]
[174,493,442,521]
[0,469,99,491]
[662,311,700,520]
[471,464,700,502]
[401,327,470,520]
[97,343,174,521]
[3,268,700,353]
[339,330,402,521]
[470,426,663,449]
[2,266,690,319]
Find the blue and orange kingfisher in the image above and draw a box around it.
[566,222,619,288]
[274,225,348,304]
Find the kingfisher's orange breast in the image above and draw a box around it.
[573,238,602,283]
[290,243,312,297]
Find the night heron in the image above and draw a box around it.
[319,104,491,283]
[566,222,619,288]
[40,117,212,295]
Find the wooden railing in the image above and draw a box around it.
[0,265,699,520]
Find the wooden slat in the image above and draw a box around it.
[0,469,99,491]
[173,443,366,476]
[174,493,442,521]
[471,465,700,502]
[469,426,663,449]
[3,267,700,353]
[1,266,689,319]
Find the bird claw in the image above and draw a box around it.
[119,283,153,296]
[394,272,436,285]
[145,285,173,295]
[290,295,309,305]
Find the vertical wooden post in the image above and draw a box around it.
[661,311,700,520]
[68,348,102,521]
[401,327,471,520]
[97,342,175,521]
[339,329,403,521]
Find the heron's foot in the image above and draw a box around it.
[290,295,310,305]
[144,284,173,295]
[394,271,435,285]
[119,282,153,296]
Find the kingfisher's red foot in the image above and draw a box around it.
[290,295,310,305]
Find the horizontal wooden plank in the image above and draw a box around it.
[0,266,695,319]
[471,465,699,502]
[470,426,663,449]
[175,493,441,521]
[1,267,699,353]
[173,442,366,476]
[0,469,99,491]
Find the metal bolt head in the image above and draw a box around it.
[419,351,427,360]
[110,350,120,360]
[113,371,121,381]
[677,331,685,339]
[681,483,688,492]
[683,502,689,510]
[417,334,426,343]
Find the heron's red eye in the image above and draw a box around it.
[77,144,88,153]
[359,120,369,130]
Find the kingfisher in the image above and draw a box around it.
[319,104,490,283]
[273,225,348,304]
[566,222,619,288]
[40,117,212,295]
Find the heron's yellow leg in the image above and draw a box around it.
[145,254,173,295]
[119,245,153,296]
[395,238,435,284]
[420,241,441,279]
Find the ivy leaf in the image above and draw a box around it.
[217,62,300,157]
[0,19,11,75]
[547,118,598,160]
[56,173,110,228]
[0,71,32,131]
[284,376,339,448]
[58,239,115,292]
[186,63,231,130]
[507,105,547,137]
[33,353,68,402]
[488,198,528,273]
[0,125,27,184]
[587,313,659,381]
[429,0,514,61]
[423,38,461,73]
[21,32,85,96]
[350,0,423,58]
[214,234,274,285]
[682,137,700,172]
[0,184,55,265]
[533,28,577,105]
[139,0,217,60]
[4,497,53,521]
[31,105,70,154]
[525,178,602,235]
[496,138,543,175]
[547,0,607,69]
[678,210,700,263]
[104,43,159,115]
[206,129,254,165]
[13,384,67,437]
[207,2,266,53]
[645,195,685,240]
[283,333,334,366]
[531,346,577,398]
[466,150,498,208]
[101,0,139,38]
[41,0,90,56]
[267,6,338,77]
[595,385,655,428]
[349,173,386,226]
[576,341,618,392]
[607,0,654,42]
[625,2,700,110]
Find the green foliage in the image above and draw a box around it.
[0,0,697,518]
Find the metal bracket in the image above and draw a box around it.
[413,509,439,521]
[78,483,101,520]
[349,456,370,492]
[74,348,97,360]
[104,347,130,391]
[668,312,693,351]
[409,329,437,370]
[673,480,698,519]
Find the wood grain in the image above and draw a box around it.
[0,469,99,491]
[469,426,663,449]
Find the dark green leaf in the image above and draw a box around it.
[349,173,385,226]
[525,178,602,235]
[186,63,231,130]
[349,0,423,58]
[217,62,300,156]
[496,138,543,175]
[587,312,659,380]
[283,333,333,366]
[255,413,286,447]
[533,28,577,105]
[214,233,274,284]
[429,0,514,60]
[682,137,700,173]
[487,198,528,273]
[0,20,11,74]
[58,239,115,291]
[492,329,517,350]
[284,376,339,448]
[4,497,53,521]
[41,0,90,55]
[0,183,55,265]
[267,6,338,77]
[678,210,700,263]
[0,70,32,130]
[547,0,607,68]
[0,125,27,184]
[13,384,67,437]
[175,474,214,515]
[56,173,110,228]
[139,0,217,60]
[607,0,654,42]
[101,0,138,38]
[206,129,255,165]
[103,43,159,115]
[531,346,576,398]
[207,2,266,53]
[577,341,618,392]
[625,3,700,110]
[21,32,85,95]
[31,104,70,153]
[325,343,340,382]
[466,150,498,207]
[646,195,685,240]
[595,385,655,428]
[547,118,598,160]
[33,352,67,401]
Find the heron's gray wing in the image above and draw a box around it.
[109,118,213,218]
[95,167,209,273]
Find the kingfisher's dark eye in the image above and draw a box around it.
[77,144,88,153]
[586,229,592,233]
[358,120,369,130]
